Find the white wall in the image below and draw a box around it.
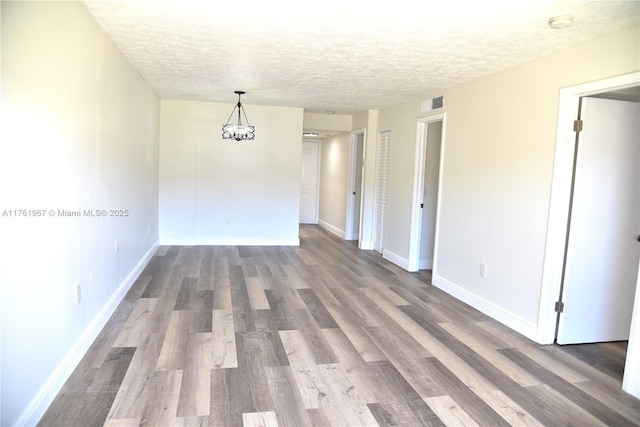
[318,133,350,237]
[0,2,160,425]
[159,100,303,245]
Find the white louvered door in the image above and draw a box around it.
[374,131,391,253]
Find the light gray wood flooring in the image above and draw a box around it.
[39,225,640,426]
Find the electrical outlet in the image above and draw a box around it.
[225,217,232,225]
[480,263,488,278]
[75,284,81,304]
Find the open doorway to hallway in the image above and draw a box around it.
[345,130,365,243]
[408,114,445,272]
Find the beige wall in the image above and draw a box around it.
[377,99,422,259]
[160,100,303,245]
[377,26,639,279]
[0,2,160,425]
[318,133,350,235]
[352,111,370,131]
[374,26,639,337]
[303,112,352,132]
[436,24,639,331]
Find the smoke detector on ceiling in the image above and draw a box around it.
[548,15,573,30]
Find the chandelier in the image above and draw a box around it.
[222,91,255,141]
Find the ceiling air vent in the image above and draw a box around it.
[420,95,444,113]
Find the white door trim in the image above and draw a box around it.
[538,71,640,343]
[345,128,366,243]
[408,113,445,272]
[538,72,640,396]
[300,139,320,224]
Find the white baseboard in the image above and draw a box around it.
[159,237,300,246]
[17,241,159,427]
[419,258,433,270]
[196,238,300,246]
[382,249,410,270]
[432,273,538,342]
[158,237,197,246]
[318,220,346,239]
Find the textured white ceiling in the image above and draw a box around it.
[83,0,639,114]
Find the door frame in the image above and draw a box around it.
[537,72,640,396]
[345,128,366,243]
[300,139,321,224]
[537,71,640,342]
[408,113,446,272]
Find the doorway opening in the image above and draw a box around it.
[408,113,445,272]
[345,129,366,245]
[538,72,640,397]
[300,140,320,224]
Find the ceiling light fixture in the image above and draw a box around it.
[303,132,319,137]
[548,15,573,30]
[222,90,255,141]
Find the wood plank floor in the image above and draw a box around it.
[39,225,640,426]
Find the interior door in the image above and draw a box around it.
[300,141,319,224]
[351,133,364,240]
[374,131,391,253]
[557,97,640,344]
